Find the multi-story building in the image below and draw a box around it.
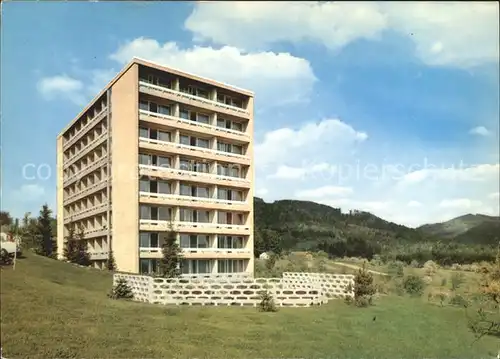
[56,57,254,275]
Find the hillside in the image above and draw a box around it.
[254,198,497,263]
[1,252,497,358]
[418,214,499,239]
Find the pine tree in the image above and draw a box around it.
[75,224,91,266]
[63,225,78,263]
[36,204,54,257]
[106,249,117,271]
[159,222,182,277]
[108,278,134,300]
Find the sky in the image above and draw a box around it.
[1,1,499,227]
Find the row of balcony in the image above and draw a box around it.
[139,135,250,166]
[139,81,250,119]
[64,131,107,170]
[63,107,107,151]
[139,109,250,141]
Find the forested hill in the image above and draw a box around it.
[253,198,497,264]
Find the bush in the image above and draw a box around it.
[441,278,448,287]
[423,260,438,277]
[410,260,420,268]
[258,290,278,312]
[450,272,465,291]
[350,263,376,307]
[403,275,425,296]
[449,294,469,307]
[387,261,404,278]
[108,278,134,300]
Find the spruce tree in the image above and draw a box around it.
[63,225,78,263]
[75,224,91,266]
[36,204,54,257]
[159,223,182,277]
[106,249,117,271]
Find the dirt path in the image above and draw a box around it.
[331,262,389,276]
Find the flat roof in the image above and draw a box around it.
[58,57,254,138]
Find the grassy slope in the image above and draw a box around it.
[1,253,498,358]
[418,214,500,239]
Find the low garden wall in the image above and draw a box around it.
[114,272,354,307]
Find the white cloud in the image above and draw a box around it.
[37,75,85,105]
[255,188,269,197]
[488,192,500,200]
[109,37,316,106]
[439,198,483,210]
[268,163,336,180]
[469,126,491,136]
[296,185,353,199]
[12,184,46,202]
[255,118,367,167]
[407,200,422,208]
[185,1,499,68]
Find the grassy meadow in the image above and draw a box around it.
[1,252,498,358]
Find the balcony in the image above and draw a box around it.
[83,227,108,239]
[64,203,109,224]
[139,136,250,165]
[139,247,252,259]
[139,191,249,211]
[139,81,250,119]
[139,109,250,142]
[89,251,109,261]
[64,179,108,206]
[63,108,107,151]
[140,219,251,235]
[64,156,108,187]
[139,164,251,189]
[64,132,107,170]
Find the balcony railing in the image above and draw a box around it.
[139,81,249,116]
[139,109,249,138]
[89,251,109,261]
[138,164,250,185]
[139,191,246,206]
[139,136,249,161]
[64,156,108,186]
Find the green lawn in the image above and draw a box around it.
[1,253,498,358]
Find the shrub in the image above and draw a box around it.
[258,290,278,312]
[450,272,465,291]
[410,260,420,268]
[441,278,448,287]
[108,278,134,300]
[403,275,425,296]
[423,260,438,277]
[387,261,404,278]
[428,290,449,306]
[449,294,469,307]
[351,263,376,307]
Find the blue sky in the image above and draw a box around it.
[1,1,499,226]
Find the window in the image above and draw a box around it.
[139,154,151,165]
[158,105,170,115]
[181,259,211,274]
[232,145,243,155]
[139,101,149,111]
[157,156,170,168]
[158,131,170,142]
[217,164,228,176]
[140,232,159,248]
[218,188,228,200]
[180,184,192,196]
[180,109,189,120]
[230,165,240,178]
[197,138,209,149]
[140,259,159,274]
[158,207,171,221]
[158,180,170,194]
[232,122,243,132]
[139,179,149,192]
[218,142,230,152]
[140,205,150,220]
[196,186,209,198]
[218,259,245,273]
[180,135,190,146]
[217,119,226,128]
[179,209,209,223]
[180,234,209,248]
[194,161,209,173]
[197,114,209,124]
[139,127,149,139]
[180,159,190,171]
[149,103,158,113]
